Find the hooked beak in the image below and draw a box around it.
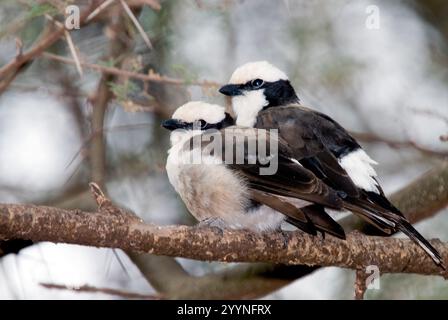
[161,119,185,131]
[219,84,243,96]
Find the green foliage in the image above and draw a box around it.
[26,2,58,19]
[108,81,139,103]
[0,1,58,43]
[171,63,199,85]
[99,58,119,68]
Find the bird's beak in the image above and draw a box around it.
[219,84,242,96]
[161,119,185,131]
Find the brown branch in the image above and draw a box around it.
[0,200,447,278]
[352,132,448,158]
[130,161,448,299]
[40,283,160,300]
[36,161,448,299]
[41,52,221,87]
[89,13,132,189]
[0,2,97,94]
[354,269,368,300]
[129,253,317,299]
[390,161,448,223]
[89,72,112,188]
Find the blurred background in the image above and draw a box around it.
[0,0,447,299]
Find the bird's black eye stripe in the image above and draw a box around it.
[191,119,216,130]
[184,114,234,131]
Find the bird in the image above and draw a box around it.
[162,101,347,238]
[219,61,445,268]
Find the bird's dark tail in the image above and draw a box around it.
[394,217,445,270]
[345,199,445,269]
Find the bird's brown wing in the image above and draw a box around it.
[250,190,345,239]
[210,126,344,210]
[256,105,360,197]
[249,190,316,235]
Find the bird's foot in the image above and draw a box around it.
[197,217,227,236]
[279,229,291,249]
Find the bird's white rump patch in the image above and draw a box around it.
[338,148,380,193]
[229,61,288,84]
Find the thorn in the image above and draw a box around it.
[120,0,153,50]
[89,182,108,208]
[64,31,83,78]
[15,38,23,57]
[86,0,116,23]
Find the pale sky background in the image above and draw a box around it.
[0,0,447,299]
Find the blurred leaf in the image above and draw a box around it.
[108,81,139,103]
[171,63,198,85]
[99,58,119,68]
[26,3,58,19]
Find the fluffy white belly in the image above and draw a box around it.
[166,148,285,231]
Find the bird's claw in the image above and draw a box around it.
[197,217,227,236]
[280,230,291,249]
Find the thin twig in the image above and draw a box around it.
[64,31,83,78]
[352,131,448,158]
[41,52,221,87]
[0,1,97,94]
[354,269,368,300]
[43,13,83,78]
[86,0,116,22]
[40,283,160,299]
[120,0,153,50]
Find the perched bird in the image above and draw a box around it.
[219,61,444,268]
[162,101,346,237]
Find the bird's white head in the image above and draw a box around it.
[162,101,233,146]
[219,61,299,127]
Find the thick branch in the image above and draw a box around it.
[127,254,316,299]
[0,203,446,277]
[390,161,448,223]
[133,161,448,299]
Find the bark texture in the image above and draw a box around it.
[0,203,446,277]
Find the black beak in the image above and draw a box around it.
[219,84,242,96]
[161,119,185,131]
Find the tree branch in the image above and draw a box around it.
[0,1,97,94]
[41,52,221,87]
[40,282,160,300]
[131,161,448,299]
[128,253,317,299]
[354,269,368,300]
[352,131,448,158]
[0,201,446,278]
[25,161,448,299]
